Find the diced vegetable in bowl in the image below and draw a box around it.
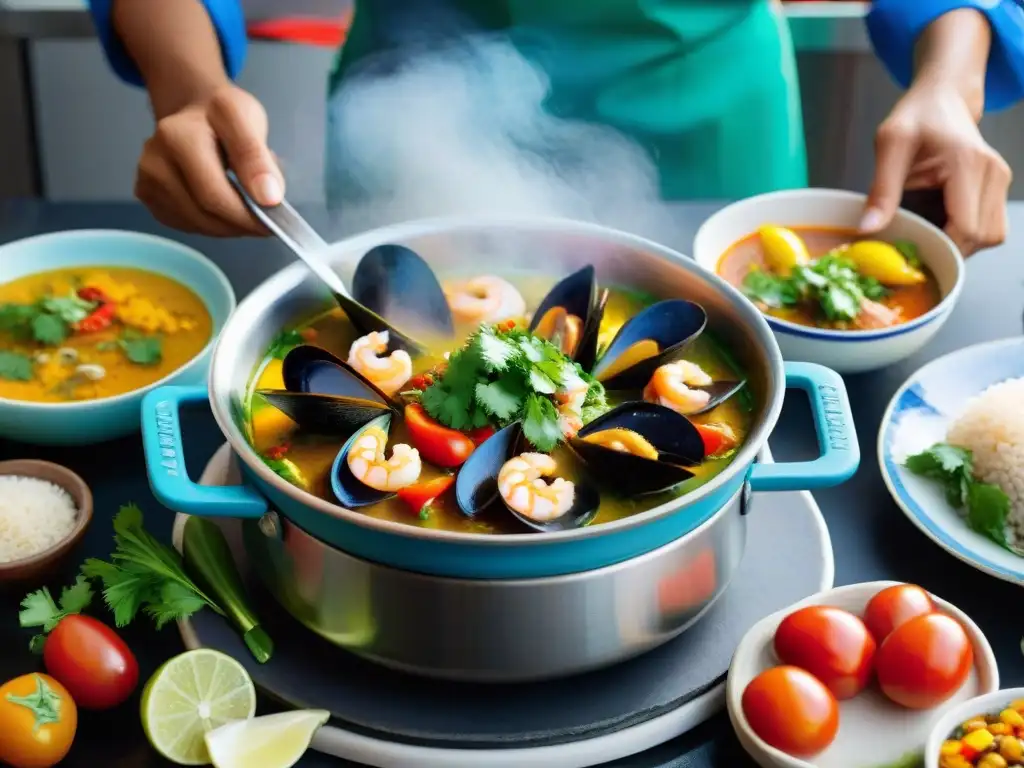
[925,689,1024,768]
[727,581,998,768]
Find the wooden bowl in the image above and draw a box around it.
[0,460,93,587]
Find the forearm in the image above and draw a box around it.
[912,8,991,120]
[112,0,228,118]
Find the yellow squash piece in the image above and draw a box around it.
[757,225,811,276]
[843,240,926,286]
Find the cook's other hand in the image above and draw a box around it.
[89,0,281,236]
[864,2,1024,256]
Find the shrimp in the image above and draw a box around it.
[554,368,589,438]
[853,299,901,330]
[347,331,412,395]
[445,276,526,325]
[498,453,575,523]
[347,424,422,491]
[643,360,713,416]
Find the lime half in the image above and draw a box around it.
[141,649,258,766]
[205,709,330,768]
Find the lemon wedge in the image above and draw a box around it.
[205,710,330,768]
[844,240,926,285]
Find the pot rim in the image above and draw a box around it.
[209,214,785,546]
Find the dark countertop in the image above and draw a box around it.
[0,199,1022,768]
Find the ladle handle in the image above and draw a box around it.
[226,170,329,254]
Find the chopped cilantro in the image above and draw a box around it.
[0,350,33,381]
[263,455,307,489]
[40,293,95,325]
[892,239,922,268]
[741,268,801,308]
[903,442,1012,549]
[522,393,562,452]
[0,299,72,345]
[31,313,69,345]
[268,329,304,360]
[0,303,36,338]
[119,332,163,366]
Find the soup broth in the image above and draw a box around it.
[245,274,753,535]
[0,266,212,403]
[718,227,941,331]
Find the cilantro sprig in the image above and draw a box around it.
[0,291,98,346]
[903,443,1013,550]
[418,325,607,451]
[19,576,95,654]
[0,350,34,381]
[742,252,889,323]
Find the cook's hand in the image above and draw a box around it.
[862,81,1011,256]
[135,84,284,237]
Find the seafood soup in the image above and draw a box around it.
[244,248,753,535]
[718,226,941,331]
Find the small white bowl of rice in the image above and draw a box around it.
[879,337,1024,585]
[0,459,92,586]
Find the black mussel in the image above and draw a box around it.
[590,300,707,390]
[351,244,455,346]
[569,402,704,496]
[684,379,746,416]
[456,423,600,532]
[529,266,606,370]
[258,345,398,434]
[331,414,402,507]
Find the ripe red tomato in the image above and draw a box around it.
[404,404,476,467]
[863,584,934,643]
[875,613,973,709]
[742,666,839,756]
[773,606,876,699]
[43,614,139,710]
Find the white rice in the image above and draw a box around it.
[0,476,78,563]
[947,376,1024,548]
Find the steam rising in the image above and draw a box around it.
[326,37,681,244]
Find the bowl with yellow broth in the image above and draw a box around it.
[692,189,964,374]
[141,217,860,682]
[0,230,234,445]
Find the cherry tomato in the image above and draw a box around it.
[695,423,737,457]
[773,605,876,699]
[397,475,456,514]
[0,673,77,768]
[742,666,839,756]
[875,613,973,709]
[43,614,138,710]
[404,404,476,467]
[467,425,496,446]
[863,584,934,643]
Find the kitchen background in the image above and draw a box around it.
[1,0,1022,203]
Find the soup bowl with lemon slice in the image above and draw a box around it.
[693,189,964,374]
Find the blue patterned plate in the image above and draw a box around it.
[878,337,1024,585]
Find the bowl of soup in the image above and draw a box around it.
[692,189,964,373]
[141,217,860,681]
[0,230,234,445]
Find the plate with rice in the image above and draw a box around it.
[879,337,1024,585]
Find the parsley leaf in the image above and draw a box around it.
[31,313,68,345]
[41,293,95,325]
[19,575,94,653]
[892,239,922,268]
[81,504,223,629]
[0,350,33,381]
[475,380,523,420]
[268,329,304,360]
[522,393,561,452]
[741,268,801,308]
[903,443,1011,549]
[119,333,163,365]
[0,303,36,337]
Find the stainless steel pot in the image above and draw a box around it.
[143,216,858,681]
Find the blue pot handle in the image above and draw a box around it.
[749,362,859,492]
[141,385,266,518]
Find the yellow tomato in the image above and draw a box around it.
[843,240,926,286]
[0,674,78,768]
[757,225,811,276]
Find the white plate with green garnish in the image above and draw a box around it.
[878,337,1024,585]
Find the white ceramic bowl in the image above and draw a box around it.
[727,581,998,768]
[692,189,964,374]
[925,687,1024,766]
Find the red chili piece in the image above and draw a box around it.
[75,303,116,334]
[265,442,291,460]
[77,286,111,304]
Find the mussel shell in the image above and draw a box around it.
[591,300,707,390]
[455,422,521,518]
[529,266,604,368]
[257,391,390,436]
[569,402,704,496]
[351,244,454,344]
[455,423,600,532]
[686,379,747,416]
[331,414,396,508]
[280,344,400,410]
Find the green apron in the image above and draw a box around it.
[325,0,806,206]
